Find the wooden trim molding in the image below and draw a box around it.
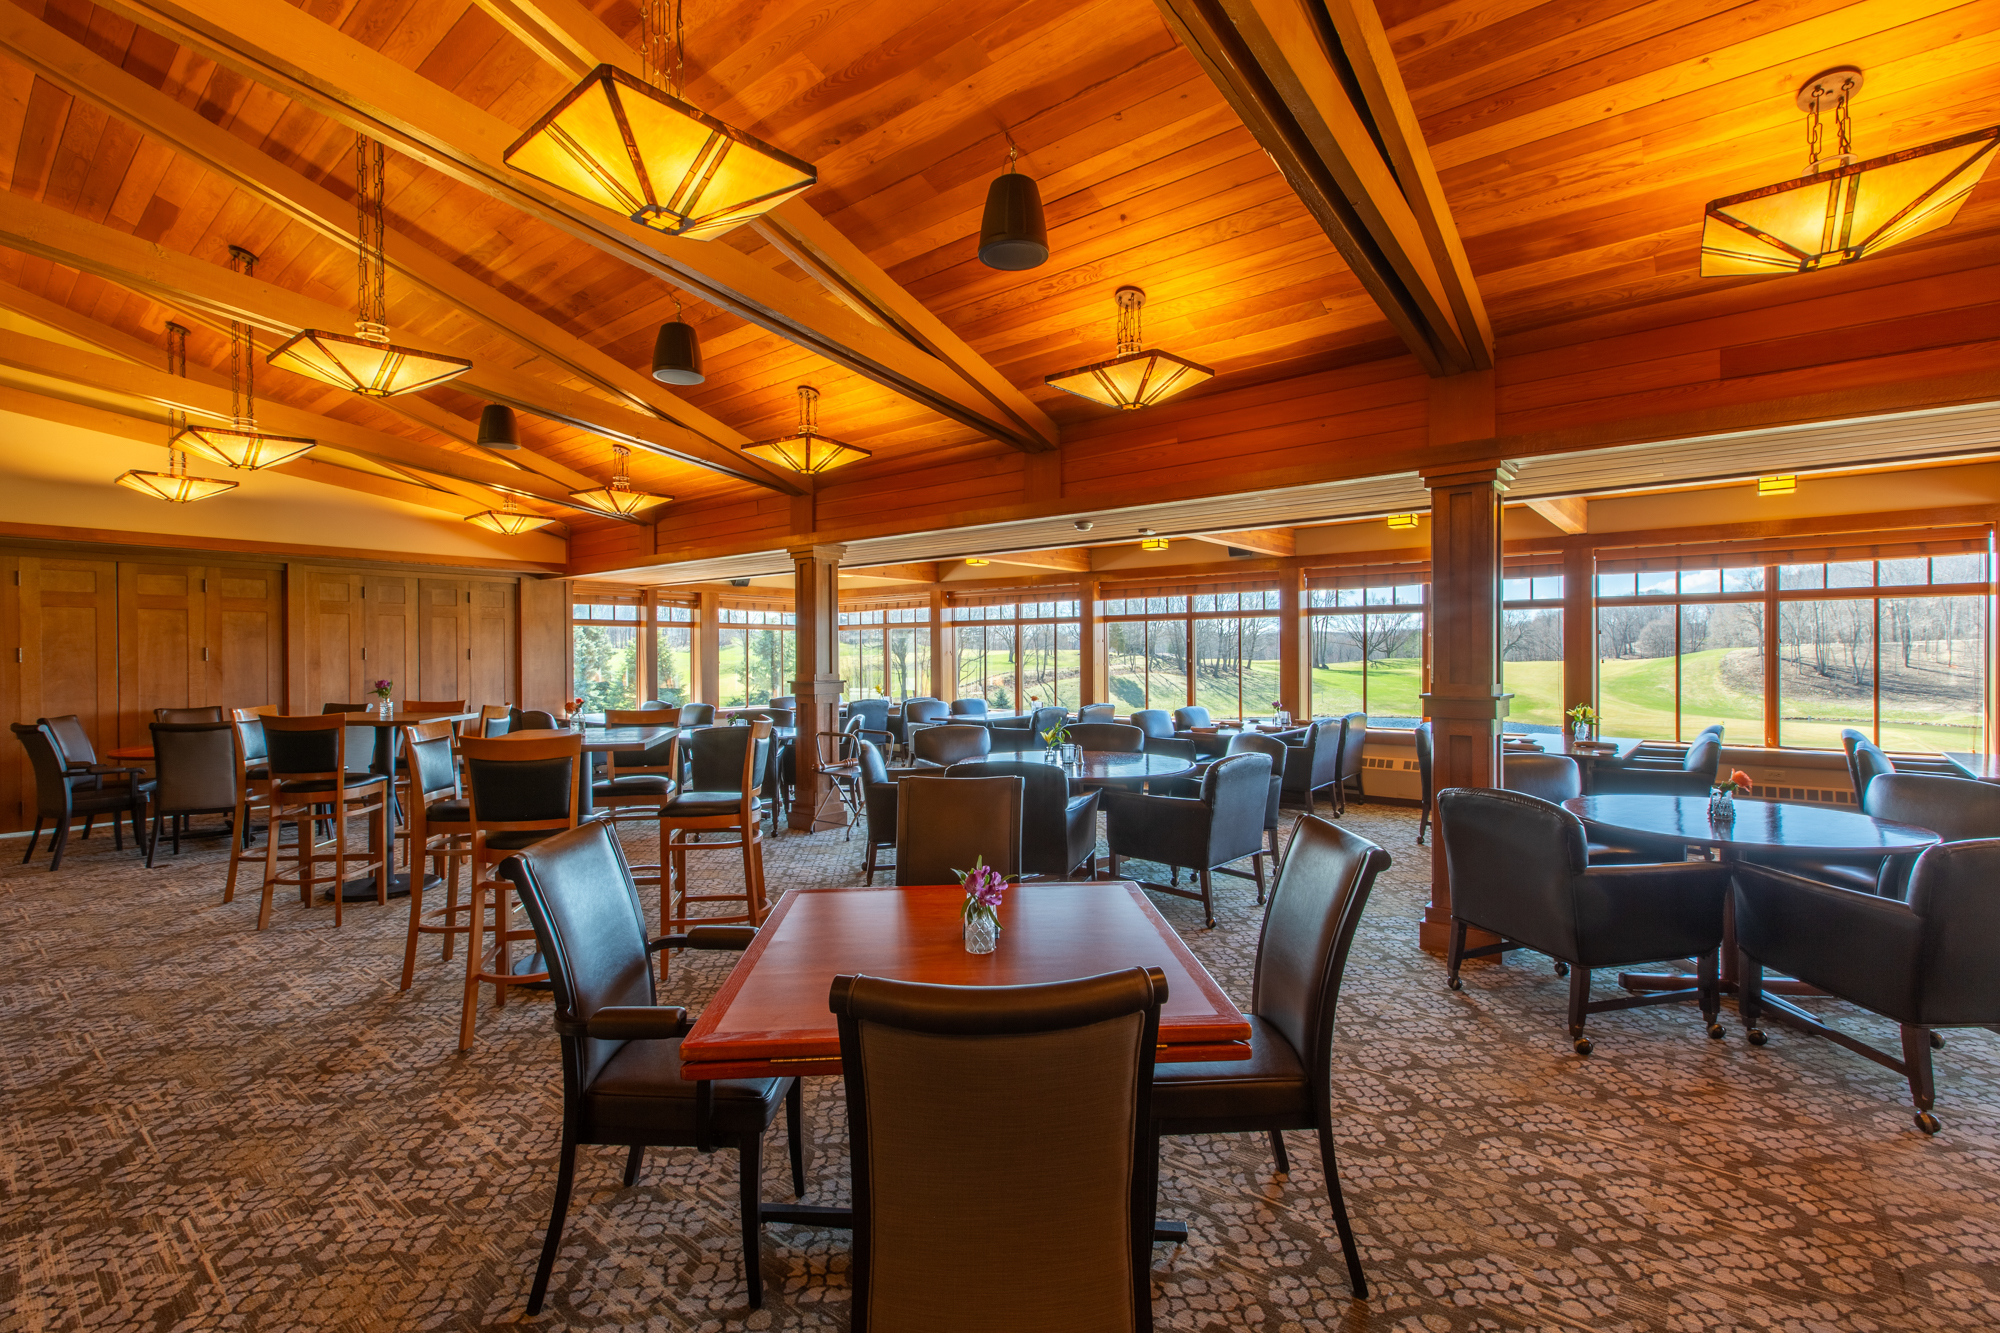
[0,524,566,575]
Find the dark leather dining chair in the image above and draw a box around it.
[1130,709,1176,745]
[1328,712,1367,814]
[1172,705,1229,758]
[1068,722,1143,753]
[1414,722,1434,843]
[847,697,892,740]
[154,706,225,723]
[658,720,773,938]
[499,821,803,1313]
[509,708,561,732]
[13,721,151,870]
[676,702,716,728]
[1105,751,1271,927]
[1734,839,2000,1135]
[1152,814,1388,1298]
[1077,703,1117,723]
[897,697,948,760]
[42,714,147,838]
[1437,787,1731,1054]
[1160,731,1286,880]
[1592,728,1723,797]
[1505,753,1684,865]
[259,713,391,930]
[1277,717,1343,809]
[145,720,241,865]
[1852,737,1895,804]
[1756,773,2000,898]
[1172,705,1212,733]
[911,723,991,767]
[829,966,1165,1333]
[857,739,910,885]
[946,759,1100,879]
[894,774,1022,885]
[949,697,989,718]
[1839,728,1869,805]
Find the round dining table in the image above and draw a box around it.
[1069,750,1195,788]
[1562,793,1939,993]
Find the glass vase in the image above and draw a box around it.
[964,908,998,955]
[376,697,394,720]
[1708,788,1735,824]
[1572,719,1590,742]
[1062,742,1081,767]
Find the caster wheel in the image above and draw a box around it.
[1931,1032,1946,1049]
[1553,961,1570,977]
[1447,976,1463,991]
[1573,1037,1593,1056]
[1916,1111,1941,1135]
[1708,1023,1726,1040]
[1747,1028,1767,1046]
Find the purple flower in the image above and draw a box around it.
[956,857,1008,919]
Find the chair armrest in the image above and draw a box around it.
[649,924,757,952]
[574,1005,690,1040]
[1732,862,1922,1010]
[1571,860,1732,963]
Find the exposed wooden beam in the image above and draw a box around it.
[842,562,940,584]
[1152,0,1478,375]
[0,191,775,500]
[985,547,1092,573]
[1197,527,1296,556]
[1525,496,1588,535]
[0,4,779,470]
[97,0,1057,454]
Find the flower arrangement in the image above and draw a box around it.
[1566,704,1598,726]
[1040,722,1070,748]
[370,678,394,701]
[957,856,1006,953]
[567,697,586,716]
[1715,769,1752,795]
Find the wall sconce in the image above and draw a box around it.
[1757,475,1797,496]
[1386,513,1420,530]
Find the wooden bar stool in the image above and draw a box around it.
[223,707,276,908]
[398,719,471,990]
[257,714,390,930]
[594,707,681,889]
[457,731,583,1050]
[658,720,772,953]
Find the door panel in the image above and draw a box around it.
[362,574,415,709]
[304,568,364,710]
[418,579,468,703]
[20,556,118,764]
[118,560,204,745]
[208,566,285,710]
[469,579,516,708]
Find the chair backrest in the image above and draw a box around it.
[1414,722,1433,805]
[858,737,891,788]
[402,718,460,801]
[1502,753,1582,804]
[1308,717,1347,785]
[499,820,655,1089]
[677,702,716,727]
[261,713,354,782]
[849,698,892,732]
[1681,730,1722,781]
[1028,706,1069,740]
[603,709,679,772]
[944,760,1076,877]
[950,697,988,717]
[895,774,1022,884]
[1173,706,1211,731]
[904,698,947,726]
[154,706,224,723]
[913,724,991,766]
[149,721,239,814]
[1129,709,1174,740]
[734,707,794,729]
[1865,773,2000,844]
[1202,752,1272,862]
[43,714,98,768]
[510,708,560,732]
[1902,839,2000,1021]
[461,732,584,842]
[1437,787,1586,956]
[1077,703,1116,724]
[1227,731,1287,829]
[1854,738,1895,803]
[1069,722,1143,753]
[768,695,798,710]
[1840,727,1868,804]
[12,723,72,816]
[1250,814,1391,1104]
[1335,713,1368,781]
[686,719,772,801]
[478,704,512,738]
[830,966,1165,1333]
[640,699,675,712]
[321,703,377,770]
[229,707,271,766]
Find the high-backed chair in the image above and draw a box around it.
[1506,752,1684,865]
[898,697,948,761]
[1277,718,1343,809]
[13,722,151,870]
[43,714,146,839]
[1129,709,1175,745]
[857,739,901,885]
[946,760,1100,880]
[1853,737,1895,804]
[1839,728,1870,805]
[1068,722,1143,753]
[829,967,1165,1333]
[1437,787,1730,1054]
[1593,728,1723,796]
[225,706,274,871]
[398,719,471,991]
[847,697,892,740]
[457,731,584,1050]
[1328,713,1367,814]
[894,774,1023,885]
[154,706,224,723]
[1738,840,2000,1135]
[258,714,391,929]
[1105,751,1272,927]
[594,709,681,875]
[676,702,716,728]
[1414,722,1434,844]
[499,822,803,1312]
[949,697,989,718]
[145,721,241,869]
[322,701,379,779]
[1755,773,2000,898]
[477,704,512,738]
[911,723,991,767]
[657,720,773,938]
[1152,815,1388,1297]
[1077,703,1116,724]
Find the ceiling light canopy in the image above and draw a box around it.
[466,496,558,535]
[570,444,672,517]
[269,136,471,396]
[116,322,239,504]
[174,255,316,471]
[505,1,814,240]
[741,385,870,475]
[1702,68,2000,276]
[978,139,1047,271]
[1044,287,1213,410]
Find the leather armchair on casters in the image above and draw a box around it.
[949,697,988,718]
[1503,754,1685,865]
[897,698,947,759]
[1161,731,1286,880]
[1437,787,1731,1054]
[1105,751,1272,927]
[1077,703,1116,723]
[1414,723,1434,844]
[1592,727,1722,796]
[989,705,1068,755]
[1751,773,2000,898]
[947,759,1100,879]
[1068,722,1143,753]
[1130,709,1175,745]
[1277,718,1343,809]
[911,724,991,768]
[1734,839,2000,1134]
[856,740,925,885]
[1173,706,1230,759]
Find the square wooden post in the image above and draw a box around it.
[789,544,847,831]
[1278,566,1308,721]
[928,588,948,701]
[1562,545,1595,724]
[1080,577,1106,705]
[696,589,720,705]
[1419,460,1515,952]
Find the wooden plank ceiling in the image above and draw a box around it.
[0,0,1995,541]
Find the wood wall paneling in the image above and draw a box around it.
[208,566,285,710]
[469,579,518,707]
[117,560,203,747]
[303,568,365,711]
[518,577,570,713]
[362,575,418,710]
[1,554,20,837]
[419,579,469,703]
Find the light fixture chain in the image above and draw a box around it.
[1807,86,1823,168]
[354,134,389,340]
[1835,78,1854,158]
[799,384,817,436]
[641,0,682,97]
[165,321,188,477]
[227,247,256,429]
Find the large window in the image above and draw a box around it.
[951,599,1080,708]
[1307,581,1426,722]
[1105,588,1280,717]
[839,605,932,699]
[1502,571,1564,728]
[717,605,795,708]
[655,602,693,706]
[572,594,642,711]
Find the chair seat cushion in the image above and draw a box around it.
[594,775,677,797]
[584,1037,787,1140]
[663,790,750,817]
[274,773,383,795]
[425,799,470,822]
[485,829,566,852]
[1150,1014,1308,1124]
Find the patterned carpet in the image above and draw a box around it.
[4,799,1999,1332]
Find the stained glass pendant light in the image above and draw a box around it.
[115,322,239,503]
[174,254,317,470]
[978,138,1048,271]
[741,385,870,475]
[268,136,472,395]
[466,495,558,535]
[1044,287,1214,410]
[505,0,815,240]
[571,444,672,516]
[1702,68,2000,276]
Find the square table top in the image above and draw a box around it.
[678,882,1252,1080]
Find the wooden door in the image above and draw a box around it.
[302,567,365,711]
[19,555,119,761]
[468,579,516,709]
[117,560,206,746]
[207,565,285,711]
[418,578,469,704]
[362,574,416,709]
[1,554,21,830]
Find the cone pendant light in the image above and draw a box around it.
[475,404,521,450]
[651,296,704,385]
[268,136,472,396]
[115,322,239,503]
[174,254,317,470]
[978,139,1048,271]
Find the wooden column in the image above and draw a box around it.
[1278,566,1308,721]
[1419,460,1515,952]
[1561,545,1595,724]
[1080,576,1105,704]
[696,588,721,705]
[789,544,847,831]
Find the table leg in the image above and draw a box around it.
[1617,851,1827,998]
